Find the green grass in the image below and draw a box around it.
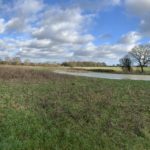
[0,66,150,150]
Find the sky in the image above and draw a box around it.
[0,0,150,64]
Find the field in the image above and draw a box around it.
[0,66,150,150]
[72,66,150,74]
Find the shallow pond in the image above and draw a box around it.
[55,70,150,81]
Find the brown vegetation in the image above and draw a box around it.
[0,66,72,81]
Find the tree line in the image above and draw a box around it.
[61,61,107,67]
[0,56,107,67]
[0,57,107,67]
[0,57,59,67]
[0,44,150,71]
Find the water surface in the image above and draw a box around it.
[55,70,150,81]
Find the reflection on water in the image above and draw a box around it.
[55,70,150,81]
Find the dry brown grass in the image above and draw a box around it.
[0,66,73,82]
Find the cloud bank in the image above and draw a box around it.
[0,0,149,64]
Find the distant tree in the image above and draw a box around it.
[116,64,121,67]
[24,59,30,65]
[101,62,107,66]
[11,57,22,65]
[5,56,11,64]
[61,61,107,67]
[120,55,132,72]
[129,44,150,72]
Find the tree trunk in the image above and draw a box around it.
[140,65,144,73]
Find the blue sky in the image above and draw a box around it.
[0,0,150,64]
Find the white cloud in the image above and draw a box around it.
[140,18,150,36]
[119,31,142,44]
[0,38,19,58]
[99,33,112,40]
[125,0,150,37]
[19,39,52,49]
[32,7,94,44]
[0,18,5,33]
[112,0,121,5]
[71,0,121,12]
[12,0,44,17]
[0,0,96,62]
[2,0,44,33]
[0,0,145,64]
[125,0,150,16]
[5,18,26,32]
[73,31,141,63]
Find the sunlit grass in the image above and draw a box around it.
[73,66,150,74]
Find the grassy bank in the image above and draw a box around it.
[0,66,150,150]
[72,66,150,74]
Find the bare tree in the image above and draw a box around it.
[129,44,150,72]
[120,55,132,72]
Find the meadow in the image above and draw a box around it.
[72,66,150,74]
[0,66,150,150]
